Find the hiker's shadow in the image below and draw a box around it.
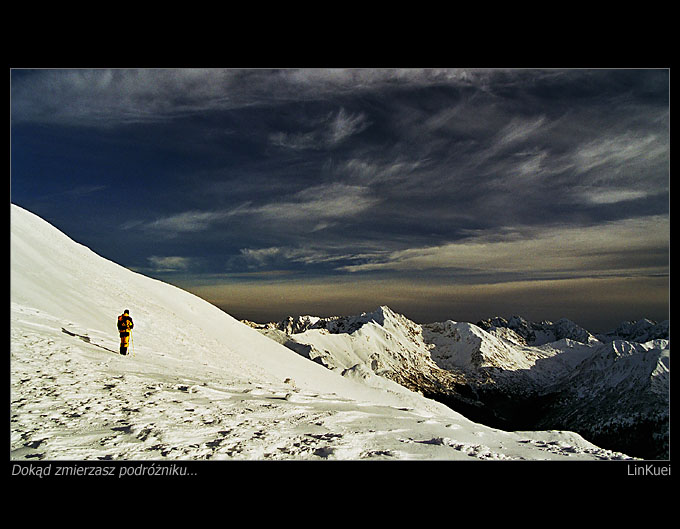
[61,327,119,354]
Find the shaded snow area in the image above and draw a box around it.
[10,204,635,461]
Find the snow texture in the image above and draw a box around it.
[10,204,635,461]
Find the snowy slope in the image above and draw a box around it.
[537,338,670,459]
[10,204,634,461]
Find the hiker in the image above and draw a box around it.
[117,309,134,355]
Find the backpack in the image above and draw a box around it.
[117,314,132,331]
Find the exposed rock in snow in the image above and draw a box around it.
[477,315,600,346]
[598,319,670,343]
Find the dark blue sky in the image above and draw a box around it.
[10,69,669,330]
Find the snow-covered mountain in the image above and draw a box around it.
[477,315,600,346]
[246,306,471,406]
[599,319,670,343]
[536,338,669,459]
[12,203,637,461]
[248,305,670,459]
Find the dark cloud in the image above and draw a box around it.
[11,68,669,327]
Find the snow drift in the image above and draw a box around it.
[10,204,636,460]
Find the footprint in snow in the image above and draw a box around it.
[111,424,134,434]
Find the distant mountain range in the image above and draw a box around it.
[244,306,670,459]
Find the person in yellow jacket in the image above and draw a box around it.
[117,309,134,355]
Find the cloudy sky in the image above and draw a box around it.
[10,68,669,331]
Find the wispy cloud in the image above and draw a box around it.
[496,116,547,148]
[269,108,369,150]
[328,108,370,144]
[10,68,484,128]
[12,69,220,126]
[14,68,578,130]
[338,215,669,279]
[574,132,665,174]
[147,255,193,272]
[581,188,650,205]
[238,245,388,271]
[128,183,378,236]
[251,183,376,223]
[341,157,428,185]
[129,210,237,234]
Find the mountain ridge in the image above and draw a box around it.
[245,305,670,459]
